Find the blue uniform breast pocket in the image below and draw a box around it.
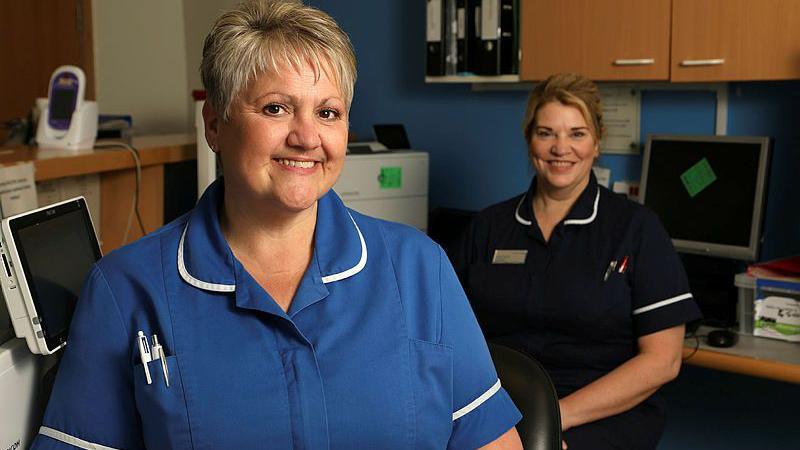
[133,356,193,449]
[409,339,453,449]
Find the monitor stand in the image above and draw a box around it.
[680,253,747,328]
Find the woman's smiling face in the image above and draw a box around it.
[206,60,348,214]
[528,101,599,193]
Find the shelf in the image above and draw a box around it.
[0,133,196,181]
[425,75,521,83]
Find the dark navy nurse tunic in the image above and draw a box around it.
[31,178,520,450]
[453,173,701,450]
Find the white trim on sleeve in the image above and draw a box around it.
[39,426,121,450]
[452,379,502,421]
[632,292,693,315]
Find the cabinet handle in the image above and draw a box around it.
[613,58,655,66]
[680,59,725,67]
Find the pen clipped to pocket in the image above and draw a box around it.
[136,330,171,388]
[603,256,629,282]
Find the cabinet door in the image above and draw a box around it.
[672,0,800,82]
[0,0,95,142]
[519,0,670,81]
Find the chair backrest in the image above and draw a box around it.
[488,342,562,450]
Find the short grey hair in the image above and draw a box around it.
[201,0,357,121]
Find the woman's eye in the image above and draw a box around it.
[318,108,341,120]
[536,130,551,137]
[572,131,586,138]
[263,104,284,115]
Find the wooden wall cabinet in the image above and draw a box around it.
[671,0,800,82]
[520,0,671,81]
[519,0,800,82]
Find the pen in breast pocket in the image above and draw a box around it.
[137,331,152,384]
[617,256,629,274]
[151,334,170,388]
[603,260,617,282]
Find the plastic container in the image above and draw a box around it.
[735,272,755,334]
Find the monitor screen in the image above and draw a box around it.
[640,135,770,261]
[10,200,100,350]
[373,124,411,149]
[50,88,77,122]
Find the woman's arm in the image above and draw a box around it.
[558,324,685,431]
[479,427,523,450]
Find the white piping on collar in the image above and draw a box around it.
[177,211,367,292]
[321,211,367,284]
[177,225,236,292]
[514,194,532,226]
[563,189,600,226]
[514,189,600,226]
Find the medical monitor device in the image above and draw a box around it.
[0,197,101,355]
[35,65,98,150]
[640,135,771,261]
[373,124,411,149]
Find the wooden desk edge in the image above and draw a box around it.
[35,143,196,181]
[682,347,800,384]
[0,134,197,181]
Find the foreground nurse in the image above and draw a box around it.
[32,1,521,448]
[454,73,701,450]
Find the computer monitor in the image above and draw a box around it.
[640,135,770,261]
[373,124,411,149]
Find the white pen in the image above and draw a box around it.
[137,331,152,385]
[603,260,618,282]
[151,334,170,388]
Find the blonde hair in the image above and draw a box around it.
[522,73,604,144]
[201,0,357,121]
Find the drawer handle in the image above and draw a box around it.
[680,58,725,67]
[613,58,655,66]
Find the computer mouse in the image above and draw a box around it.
[706,329,738,348]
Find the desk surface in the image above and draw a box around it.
[0,133,196,181]
[683,326,800,384]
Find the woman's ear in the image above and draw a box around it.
[202,101,220,152]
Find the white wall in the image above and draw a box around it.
[92,0,193,134]
[182,0,239,98]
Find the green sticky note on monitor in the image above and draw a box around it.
[379,167,402,189]
[680,157,717,198]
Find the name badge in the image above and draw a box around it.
[492,249,528,264]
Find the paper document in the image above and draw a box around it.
[599,85,640,154]
[0,162,37,218]
[37,174,101,238]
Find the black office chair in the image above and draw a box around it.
[488,342,562,450]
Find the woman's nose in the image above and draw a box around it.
[287,115,322,150]
[550,135,571,155]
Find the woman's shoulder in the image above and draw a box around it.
[476,192,526,220]
[96,212,188,277]
[350,208,440,258]
[597,186,670,243]
[599,186,663,224]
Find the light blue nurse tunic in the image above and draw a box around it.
[32,179,521,449]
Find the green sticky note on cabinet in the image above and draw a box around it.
[680,158,717,198]
[379,167,402,189]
